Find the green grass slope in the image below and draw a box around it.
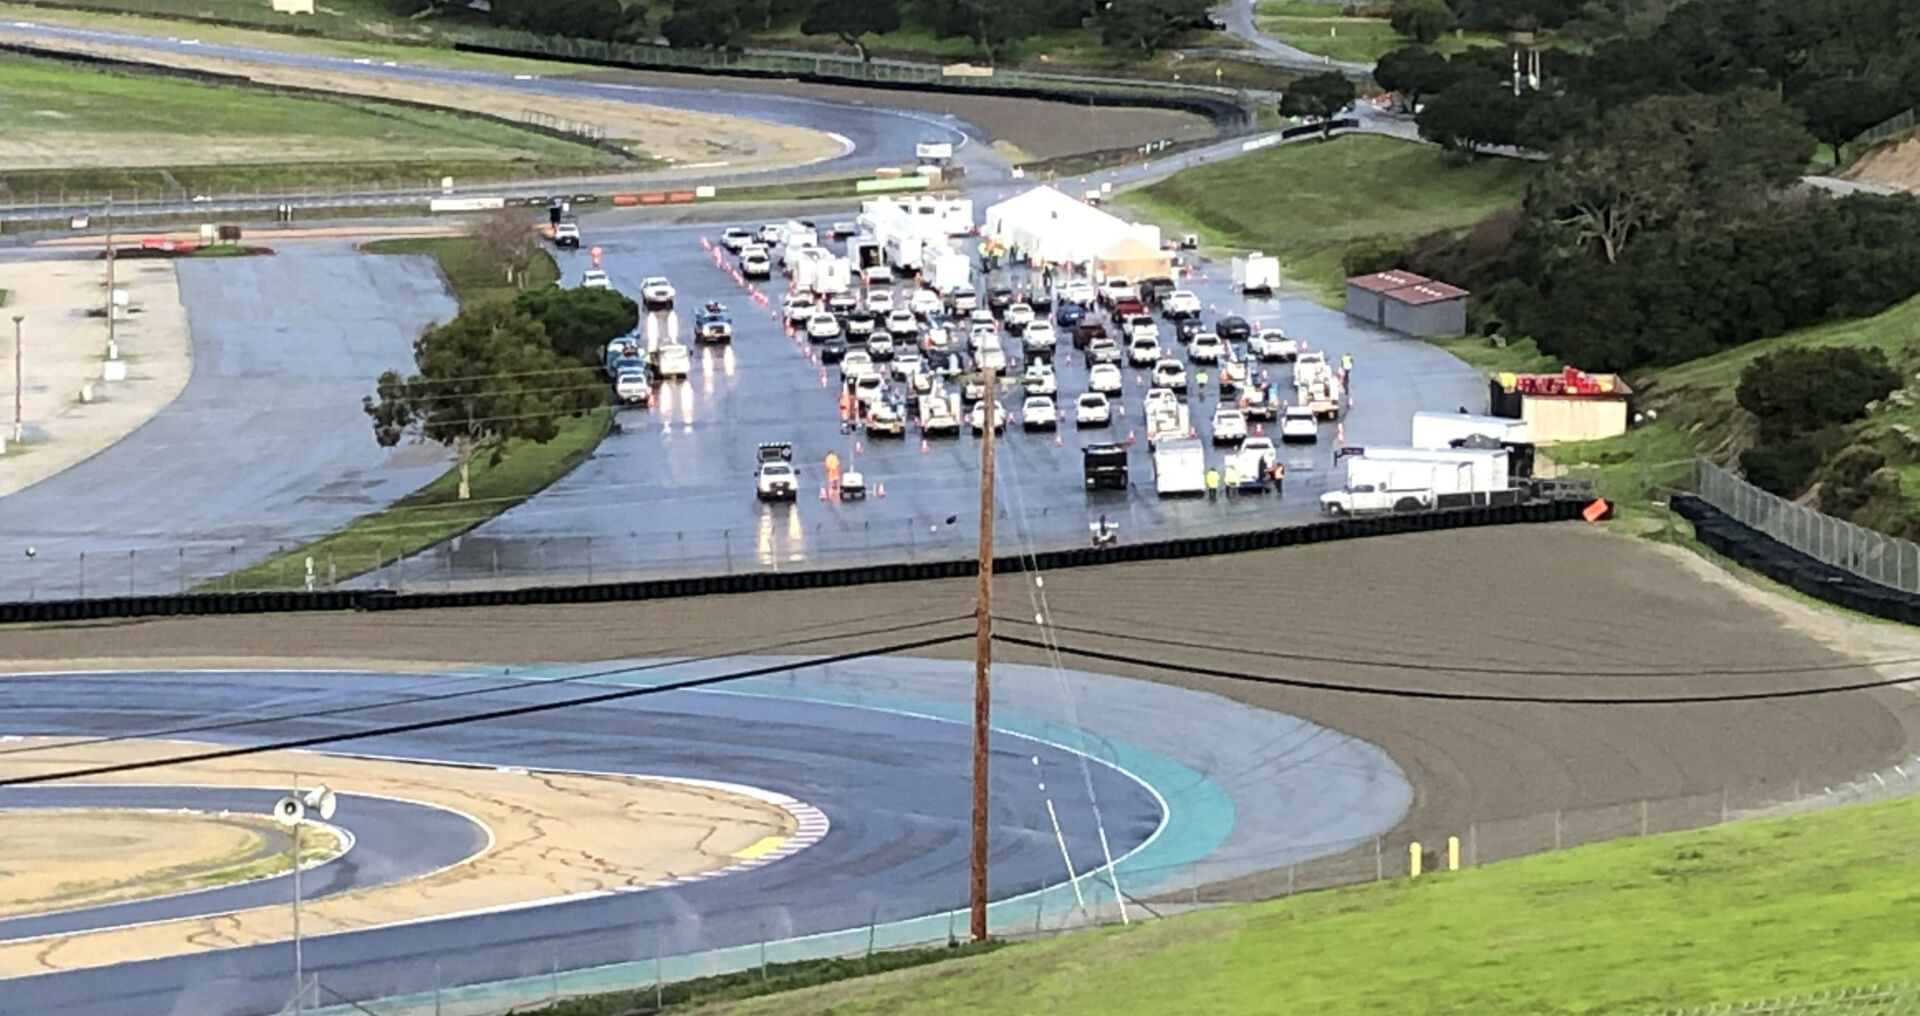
[1115,134,1536,300]
[700,793,1920,1016]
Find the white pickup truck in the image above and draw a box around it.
[1320,484,1436,516]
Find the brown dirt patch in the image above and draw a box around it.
[0,739,794,976]
[0,810,324,917]
[1845,132,1920,193]
[0,29,846,173]
[567,68,1218,161]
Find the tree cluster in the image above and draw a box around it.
[1735,347,1900,497]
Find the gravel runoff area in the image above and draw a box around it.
[0,28,847,174]
[6,524,1919,904]
[0,738,793,977]
[566,68,1219,161]
[0,257,191,498]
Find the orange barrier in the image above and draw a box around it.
[639,193,668,205]
[667,191,697,203]
[611,194,639,206]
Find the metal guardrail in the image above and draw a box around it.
[1694,459,1920,594]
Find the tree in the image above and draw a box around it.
[365,303,602,501]
[1416,78,1525,155]
[1100,0,1210,54]
[1373,46,1454,111]
[1794,75,1893,165]
[467,208,540,289]
[1389,0,1457,43]
[799,0,901,61]
[1737,346,1901,441]
[1531,89,1815,264]
[921,0,1039,61]
[662,0,752,49]
[511,285,640,366]
[1278,72,1357,138]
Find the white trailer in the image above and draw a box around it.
[885,231,926,274]
[1411,411,1532,449]
[1232,253,1280,295]
[1354,446,1510,494]
[1153,437,1206,496]
[812,255,853,295]
[927,252,972,294]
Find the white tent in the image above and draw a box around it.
[982,186,1141,266]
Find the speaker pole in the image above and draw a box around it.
[293,776,303,1016]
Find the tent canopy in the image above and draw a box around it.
[1095,235,1172,280]
[983,185,1141,266]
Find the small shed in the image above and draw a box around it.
[1344,270,1430,325]
[1343,270,1470,338]
[1488,369,1633,444]
[1382,280,1469,338]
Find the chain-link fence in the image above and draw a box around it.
[1695,459,1920,593]
[1838,105,1919,168]
[304,749,1920,1016]
[1645,983,1920,1016]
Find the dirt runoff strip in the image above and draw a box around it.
[0,738,796,977]
[0,29,848,175]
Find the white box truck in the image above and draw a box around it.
[886,231,925,274]
[1411,411,1531,449]
[813,255,853,295]
[1153,437,1206,496]
[928,252,972,294]
[1322,447,1514,512]
[1232,253,1279,295]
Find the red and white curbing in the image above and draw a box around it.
[620,792,830,893]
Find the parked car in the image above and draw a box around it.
[1005,302,1035,332]
[641,276,675,310]
[1128,335,1162,367]
[969,398,1006,436]
[867,289,896,314]
[784,293,816,328]
[721,226,754,252]
[1216,315,1252,341]
[1280,405,1319,443]
[1190,333,1226,363]
[1023,362,1057,397]
[741,247,773,279]
[579,269,611,289]
[1076,392,1112,427]
[1161,289,1202,318]
[1021,395,1058,431]
[1022,321,1058,357]
[1251,329,1298,362]
[1087,362,1124,395]
[844,309,878,339]
[866,331,896,359]
[820,334,849,363]
[1152,358,1188,392]
[1087,337,1123,365]
[886,309,920,339]
[1211,405,1248,445]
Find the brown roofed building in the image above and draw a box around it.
[1344,270,1469,338]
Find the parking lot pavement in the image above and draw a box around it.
[394,220,1487,589]
[0,246,455,599]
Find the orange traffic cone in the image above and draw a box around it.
[920,438,931,453]
[701,237,711,250]
[1253,423,1264,436]
[854,440,864,456]
[1336,423,1347,443]
[818,486,828,500]
[876,482,887,498]
[1053,432,1063,447]
[1125,429,1136,446]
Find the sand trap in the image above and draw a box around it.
[0,809,337,917]
[0,257,192,499]
[0,29,846,174]
[0,739,796,976]
[1845,132,1920,193]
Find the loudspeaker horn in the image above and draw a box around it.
[272,796,305,826]
[302,785,337,822]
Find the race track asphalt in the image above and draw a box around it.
[0,658,1395,1015]
[0,21,982,183]
[388,220,1484,588]
[0,246,455,600]
[0,786,484,941]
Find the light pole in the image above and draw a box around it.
[272,783,338,1016]
[11,314,22,444]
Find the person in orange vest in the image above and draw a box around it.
[824,451,842,491]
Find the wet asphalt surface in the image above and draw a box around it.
[0,246,455,600]
[392,220,1486,588]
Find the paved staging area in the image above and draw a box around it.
[0,257,190,498]
[0,738,792,978]
[387,219,1483,588]
[0,246,455,600]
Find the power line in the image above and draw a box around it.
[994,616,1917,680]
[0,628,973,788]
[998,634,1920,705]
[0,610,970,761]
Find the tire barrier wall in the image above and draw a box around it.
[1673,493,1920,626]
[0,500,1595,625]
[450,43,1253,129]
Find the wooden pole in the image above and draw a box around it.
[970,364,997,942]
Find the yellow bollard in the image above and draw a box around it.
[1408,841,1422,877]
[1447,836,1460,872]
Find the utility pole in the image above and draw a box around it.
[292,813,304,1015]
[969,364,997,942]
[104,197,117,359]
[10,315,21,444]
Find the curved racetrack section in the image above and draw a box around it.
[2,526,1917,1013]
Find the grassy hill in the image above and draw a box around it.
[690,792,1920,1016]
[1114,134,1538,301]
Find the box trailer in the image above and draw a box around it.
[1338,447,1517,508]
[1152,437,1206,496]
[1232,253,1280,295]
[1411,411,1535,477]
[927,252,972,294]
